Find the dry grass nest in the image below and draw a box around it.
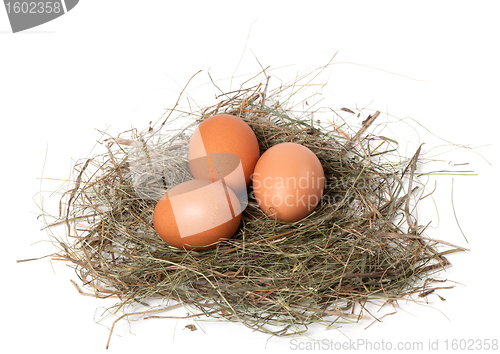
[41,69,468,347]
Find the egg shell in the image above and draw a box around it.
[153,179,241,251]
[188,114,260,194]
[252,142,325,222]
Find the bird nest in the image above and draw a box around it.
[41,68,467,348]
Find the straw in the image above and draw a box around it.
[40,67,468,348]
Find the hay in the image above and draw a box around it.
[42,67,467,348]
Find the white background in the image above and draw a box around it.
[2,1,499,353]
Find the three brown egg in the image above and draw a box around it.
[152,114,325,251]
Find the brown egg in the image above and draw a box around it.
[188,114,260,195]
[252,142,325,222]
[153,179,241,251]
